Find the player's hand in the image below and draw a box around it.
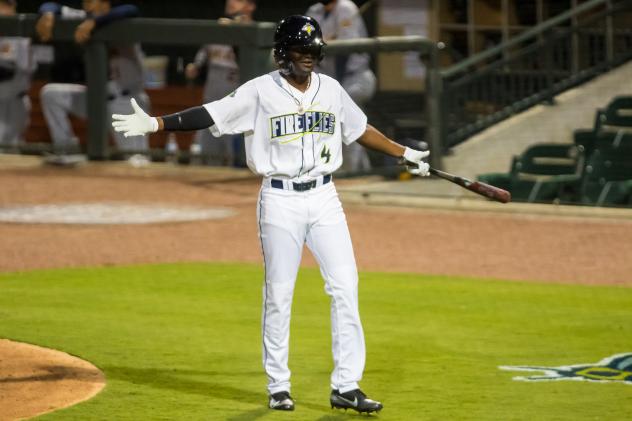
[112,98,159,137]
[403,147,430,177]
[36,13,55,42]
[75,19,96,44]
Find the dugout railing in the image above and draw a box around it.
[440,0,632,149]
[0,16,444,169]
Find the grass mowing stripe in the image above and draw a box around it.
[0,263,631,420]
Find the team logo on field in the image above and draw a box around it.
[270,111,335,142]
[302,23,315,35]
[499,353,632,385]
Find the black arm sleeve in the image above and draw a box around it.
[161,106,215,131]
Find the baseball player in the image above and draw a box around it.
[36,0,149,156]
[306,0,377,172]
[0,0,34,151]
[185,0,257,166]
[112,15,429,414]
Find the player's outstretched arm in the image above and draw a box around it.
[112,98,215,137]
[356,124,430,176]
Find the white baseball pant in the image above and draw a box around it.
[40,83,149,152]
[0,95,29,148]
[257,178,366,395]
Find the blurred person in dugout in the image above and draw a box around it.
[0,0,35,152]
[36,0,149,156]
[307,0,377,172]
[185,0,257,166]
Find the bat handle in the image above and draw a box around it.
[428,166,461,183]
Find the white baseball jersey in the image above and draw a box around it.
[193,44,239,101]
[191,44,240,166]
[204,70,367,180]
[0,36,33,148]
[306,0,371,77]
[0,37,33,99]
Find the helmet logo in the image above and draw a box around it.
[302,23,315,35]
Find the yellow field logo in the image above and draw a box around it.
[499,353,632,384]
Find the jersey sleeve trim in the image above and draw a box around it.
[342,117,368,145]
[203,103,225,137]
[202,77,260,137]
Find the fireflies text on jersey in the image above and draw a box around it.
[270,111,336,140]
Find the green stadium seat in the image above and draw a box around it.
[573,96,632,157]
[579,147,632,206]
[595,96,632,131]
[475,172,511,191]
[478,143,585,203]
[573,128,595,153]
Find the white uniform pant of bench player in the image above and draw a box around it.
[40,83,149,152]
[257,180,365,395]
[341,69,376,172]
[0,94,29,149]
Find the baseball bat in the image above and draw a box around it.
[428,167,511,203]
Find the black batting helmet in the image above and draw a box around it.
[273,15,326,72]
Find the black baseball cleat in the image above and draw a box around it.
[268,391,295,411]
[330,389,383,413]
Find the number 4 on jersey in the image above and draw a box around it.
[321,144,331,163]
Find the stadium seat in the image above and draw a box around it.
[579,146,632,206]
[573,96,632,157]
[595,96,632,130]
[478,143,585,203]
[482,96,632,206]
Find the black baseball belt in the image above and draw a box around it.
[270,174,332,192]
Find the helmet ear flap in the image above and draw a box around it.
[273,45,292,74]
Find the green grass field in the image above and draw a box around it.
[1,263,631,420]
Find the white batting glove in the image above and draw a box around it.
[112,98,159,137]
[403,147,430,177]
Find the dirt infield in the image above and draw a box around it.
[1,161,632,419]
[1,163,631,285]
[0,339,105,421]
